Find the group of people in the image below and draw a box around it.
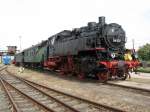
[124,49,139,75]
[124,49,138,61]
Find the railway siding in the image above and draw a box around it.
[0,80,12,112]
[107,81,150,93]
[0,78,47,112]
[0,69,125,112]
[3,65,150,112]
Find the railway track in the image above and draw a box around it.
[0,78,13,112]
[0,78,51,112]
[0,65,7,71]
[106,81,150,94]
[0,70,125,112]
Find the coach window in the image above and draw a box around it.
[34,49,36,55]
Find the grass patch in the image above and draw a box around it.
[137,67,150,73]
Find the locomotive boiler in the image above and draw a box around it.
[48,17,126,56]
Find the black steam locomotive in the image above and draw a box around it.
[49,17,126,56]
[14,17,139,82]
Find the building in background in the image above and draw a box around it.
[7,46,17,55]
[0,46,17,64]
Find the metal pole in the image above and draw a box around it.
[132,39,135,49]
[132,39,135,53]
[19,36,22,52]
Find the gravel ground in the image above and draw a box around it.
[108,72,150,90]
[131,72,150,79]
[6,65,150,112]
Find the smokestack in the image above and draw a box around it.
[99,16,105,26]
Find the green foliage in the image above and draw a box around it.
[138,43,150,61]
[137,67,150,73]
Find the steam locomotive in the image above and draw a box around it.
[14,17,140,82]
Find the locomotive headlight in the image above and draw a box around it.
[111,53,116,58]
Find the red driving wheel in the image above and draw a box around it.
[77,72,85,80]
[97,72,108,82]
[59,63,68,76]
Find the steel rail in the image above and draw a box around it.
[0,66,7,72]
[0,77,19,112]
[106,82,150,93]
[1,73,79,112]
[21,80,80,112]
[1,78,57,112]
[24,78,125,112]
[6,70,125,112]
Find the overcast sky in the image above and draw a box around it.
[0,0,150,50]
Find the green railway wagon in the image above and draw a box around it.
[23,40,48,66]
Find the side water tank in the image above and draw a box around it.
[2,55,11,65]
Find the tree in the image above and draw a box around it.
[138,43,150,61]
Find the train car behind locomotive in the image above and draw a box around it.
[14,40,48,67]
[23,40,48,67]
